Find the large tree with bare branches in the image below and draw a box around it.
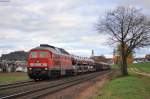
[97,6,150,75]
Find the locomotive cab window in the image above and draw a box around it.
[39,52,48,58]
[30,52,38,58]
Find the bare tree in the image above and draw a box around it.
[97,6,150,75]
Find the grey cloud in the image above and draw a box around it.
[0,0,149,57]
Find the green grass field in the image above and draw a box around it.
[94,62,150,99]
[111,64,120,69]
[129,62,150,73]
[0,72,29,83]
[112,62,150,73]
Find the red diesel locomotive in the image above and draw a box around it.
[27,44,110,80]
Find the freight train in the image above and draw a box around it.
[27,44,110,80]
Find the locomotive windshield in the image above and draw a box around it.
[29,51,49,58]
[30,52,38,58]
[39,52,48,58]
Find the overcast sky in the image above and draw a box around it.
[0,0,150,58]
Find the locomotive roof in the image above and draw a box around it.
[31,44,70,55]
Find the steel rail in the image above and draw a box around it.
[0,80,33,87]
[0,81,37,90]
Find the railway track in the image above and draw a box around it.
[0,80,36,90]
[0,77,65,91]
[0,70,111,99]
[0,80,32,87]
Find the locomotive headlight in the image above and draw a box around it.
[30,63,34,66]
[45,68,48,70]
[29,68,32,70]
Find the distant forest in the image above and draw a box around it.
[0,51,28,61]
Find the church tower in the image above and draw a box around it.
[91,49,94,58]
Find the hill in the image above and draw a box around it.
[0,51,28,61]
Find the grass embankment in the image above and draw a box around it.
[0,72,29,83]
[94,74,150,99]
[94,62,150,99]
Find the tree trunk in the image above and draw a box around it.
[121,55,128,75]
[121,44,128,76]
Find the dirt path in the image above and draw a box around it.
[128,68,150,77]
